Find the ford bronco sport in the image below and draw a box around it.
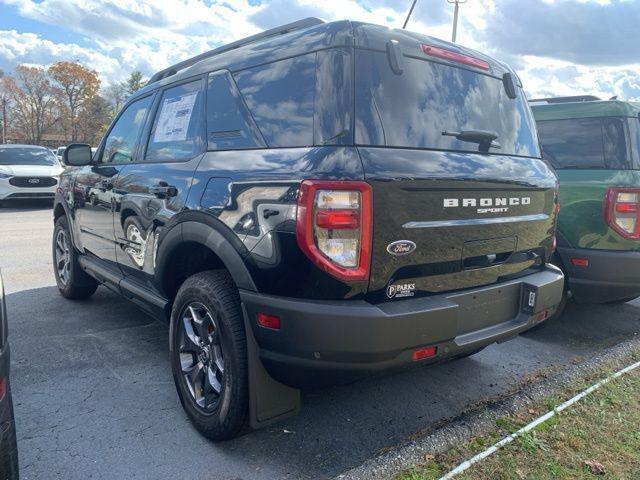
[53,18,564,440]
[532,96,640,307]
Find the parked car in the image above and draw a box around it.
[0,272,19,480]
[532,96,640,307]
[53,18,564,440]
[55,146,66,161]
[0,145,64,203]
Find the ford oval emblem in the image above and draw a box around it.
[386,240,416,256]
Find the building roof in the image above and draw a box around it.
[531,100,640,121]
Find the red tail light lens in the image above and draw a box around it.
[421,44,489,70]
[296,180,373,282]
[605,188,640,240]
[412,346,437,361]
[257,313,281,330]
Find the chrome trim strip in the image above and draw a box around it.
[403,213,549,229]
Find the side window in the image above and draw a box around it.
[101,95,153,164]
[146,80,204,162]
[602,117,629,169]
[537,118,605,169]
[234,54,315,148]
[315,49,353,146]
[206,71,265,150]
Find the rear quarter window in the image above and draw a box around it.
[234,54,315,148]
[537,117,631,169]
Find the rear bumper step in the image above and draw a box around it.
[241,264,564,387]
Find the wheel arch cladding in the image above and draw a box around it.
[157,217,258,300]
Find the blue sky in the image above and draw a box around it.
[0,0,638,100]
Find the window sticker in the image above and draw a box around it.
[154,91,198,143]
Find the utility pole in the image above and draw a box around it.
[402,0,418,29]
[447,0,467,43]
[1,98,6,144]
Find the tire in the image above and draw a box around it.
[52,216,99,299]
[170,270,248,441]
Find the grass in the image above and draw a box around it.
[397,362,640,480]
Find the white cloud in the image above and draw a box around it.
[0,0,638,100]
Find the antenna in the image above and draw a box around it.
[402,0,418,29]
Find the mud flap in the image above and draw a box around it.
[242,306,300,429]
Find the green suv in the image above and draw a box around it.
[532,96,640,307]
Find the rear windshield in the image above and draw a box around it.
[0,147,59,166]
[355,50,540,157]
[537,117,629,169]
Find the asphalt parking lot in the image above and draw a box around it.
[1,201,639,480]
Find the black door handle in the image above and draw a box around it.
[149,184,177,198]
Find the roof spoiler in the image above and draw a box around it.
[528,95,601,104]
[147,17,325,85]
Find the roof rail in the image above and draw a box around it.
[528,95,601,104]
[147,17,325,85]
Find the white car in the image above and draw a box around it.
[0,145,64,203]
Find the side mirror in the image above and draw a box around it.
[63,144,93,166]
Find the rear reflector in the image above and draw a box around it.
[570,257,589,268]
[412,346,437,361]
[0,377,5,402]
[257,313,281,330]
[421,44,489,70]
[605,187,640,240]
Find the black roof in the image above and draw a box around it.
[134,18,515,100]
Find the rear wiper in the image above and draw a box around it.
[442,129,501,153]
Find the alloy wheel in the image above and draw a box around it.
[178,302,225,412]
[55,228,71,286]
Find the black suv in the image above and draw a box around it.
[54,18,564,440]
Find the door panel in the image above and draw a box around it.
[74,94,155,265]
[74,165,121,263]
[114,79,206,289]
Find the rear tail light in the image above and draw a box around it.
[296,180,373,282]
[421,44,489,70]
[605,188,640,240]
[0,377,6,402]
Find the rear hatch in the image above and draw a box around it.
[353,34,558,301]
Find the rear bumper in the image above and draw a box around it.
[557,247,640,303]
[241,265,564,388]
[0,345,18,480]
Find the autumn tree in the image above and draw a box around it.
[5,65,57,143]
[121,70,146,96]
[49,61,100,142]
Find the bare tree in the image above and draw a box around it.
[5,65,57,143]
